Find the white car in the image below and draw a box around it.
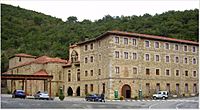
[34,91,49,100]
[153,91,168,100]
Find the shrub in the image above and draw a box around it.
[119,96,124,100]
[134,96,138,100]
[59,88,65,101]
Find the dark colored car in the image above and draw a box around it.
[12,90,26,98]
[85,94,103,102]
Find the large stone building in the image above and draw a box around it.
[63,31,198,99]
[5,31,199,99]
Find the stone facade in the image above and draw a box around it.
[64,31,198,99]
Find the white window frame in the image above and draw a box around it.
[192,46,196,53]
[184,57,188,64]
[154,41,160,49]
[174,56,179,64]
[145,40,150,48]
[192,58,197,65]
[155,68,161,76]
[123,37,128,45]
[132,52,137,60]
[165,68,171,76]
[184,70,189,77]
[133,66,138,74]
[115,51,120,58]
[145,67,150,75]
[115,66,120,74]
[124,52,129,59]
[183,45,188,52]
[165,55,170,63]
[193,70,197,78]
[144,53,150,61]
[155,54,160,62]
[114,36,120,44]
[175,69,180,77]
[132,38,137,46]
[164,42,170,50]
[174,44,179,51]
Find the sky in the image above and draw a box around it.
[1,0,199,22]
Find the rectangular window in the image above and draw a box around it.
[115,36,119,44]
[193,58,196,64]
[90,56,93,62]
[165,43,170,50]
[192,46,196,52]
[133,67,137,74]
[133,53,137,60]
[85,71,88,76]
[175,56,179,63]
[90,84,93,92]
[193,84,197,93]
[124,52,128,59]
[193,71,197,77]
[68,73,71,82]
[98,69,101,75]
[85,45,88,51]
[90,43,93,50]
[154,42,159,48]
[176,84,180,94]
[184,45,188,52]
[115,51,119,58]
[145,54,150,61]
[166,56,170,63]
[133,38,137,46]
[124,38,128,45]
[77,73,80,81]
[176,70,180,76]
[145,41,150,48]
[175,44,179,51]
[115,67,120,74]
[146,68,150,75]
[166,69,170,76]
[184,57,188,64]
[156,69,160,75]
[185,70,188,76]
[90,70,93,76]
[85,57,88,63]
[155,55,160,62]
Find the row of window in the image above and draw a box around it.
[85,83,105,95]
[114,51,197,64]
[115,67,198,77]
[67,69,102,82]
[145,83,197,94]
[114,36,198,53]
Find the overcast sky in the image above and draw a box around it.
[1,0,199,21]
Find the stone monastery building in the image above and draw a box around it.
[5,31,199,99]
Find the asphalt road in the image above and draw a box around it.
[1,94,199,109]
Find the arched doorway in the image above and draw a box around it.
[76,86,80,96]
[121,84,131,98]
[67,87,73,96]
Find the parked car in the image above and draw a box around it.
[12,90,26,98]
[85,94,103,102]
[34,91,49,100]
[153,91,168,100]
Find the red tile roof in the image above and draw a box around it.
[33,69,48,75]
[9,53,37,59]
[77,31,198,45]
[10,56,68,69]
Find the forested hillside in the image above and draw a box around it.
[1,4,199,72]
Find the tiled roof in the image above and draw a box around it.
[9,53,37,59]
[33,69,48,75]
[10,55,68,70]
[77,31,198,45]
